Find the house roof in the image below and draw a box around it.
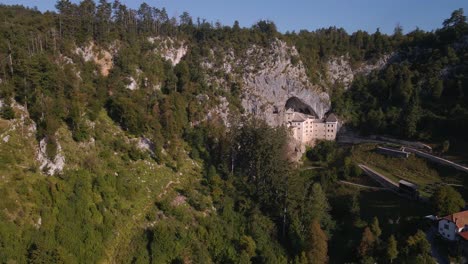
[326,113,338,123]
[443,210,468,229]
[459,231,468,241]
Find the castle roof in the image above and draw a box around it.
[291,112,308,122]
[326,113,338,123]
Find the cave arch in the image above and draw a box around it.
[285,97,318,118]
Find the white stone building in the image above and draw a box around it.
[285,108,338,145]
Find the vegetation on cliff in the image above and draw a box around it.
[0,1,467,263]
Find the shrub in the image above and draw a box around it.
[0,104,15,120]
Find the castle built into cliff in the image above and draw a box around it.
[285,108,338,145]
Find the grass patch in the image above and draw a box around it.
[345,172,383,188]
[350,144,466,198]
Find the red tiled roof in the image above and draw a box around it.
[443,210,468,229]
[460,231,468,241]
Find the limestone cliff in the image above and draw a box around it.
[148,37,188,66]
[326,54,393,89]
[75,41,117,76]
[203,39,330,127]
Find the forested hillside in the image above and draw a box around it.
[331,9,468,143]
[0,1,467,263]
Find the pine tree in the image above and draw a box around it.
[370,217,382,239]
[306,221,328,264]
[358,227,375,258]
[386,235,398,263]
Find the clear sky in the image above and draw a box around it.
[1,0,468,34]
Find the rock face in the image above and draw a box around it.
[326,54,393,89]
[125,76,138,90]
[75,42,116,76]
[148,37,187,66]
[206,96,230,126]
[203,39,330,127]
[37,137,65,176]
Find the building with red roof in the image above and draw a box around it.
[438,210,468,241]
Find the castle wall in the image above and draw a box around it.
[286,111,338,145]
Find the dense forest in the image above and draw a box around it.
[0,1,467,263]
[331,9,468,143]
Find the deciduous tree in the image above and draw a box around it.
[430,186,465,216]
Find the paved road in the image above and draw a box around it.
[338,133,468,174]
[426,225,449,264]
[404,147,468,174]
[358,164,399,190]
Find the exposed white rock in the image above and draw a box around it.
[60,55,74,65]
[34,217,42,229]
[0,100,37,142]
[207,96,230,125]
[203,39,330,127]
[37,137,65,176]
[136,137,154,154]
[326,54,392,89]
[126,76,138,90]
[75,42,114,76]
[148,37,187,66]
[153,83,162,91]
[78,137,95,148]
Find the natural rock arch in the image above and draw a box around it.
[285,97,318,118]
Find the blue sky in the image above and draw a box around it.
[1,0,467,34]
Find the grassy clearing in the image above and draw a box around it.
[349,144,466,198]
[345,172,383,188]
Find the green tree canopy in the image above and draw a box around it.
[430,185,465,216]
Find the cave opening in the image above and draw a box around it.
[285,97,318,118]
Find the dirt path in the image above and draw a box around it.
[158,180,180,198]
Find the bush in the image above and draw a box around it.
[0,104,15,120]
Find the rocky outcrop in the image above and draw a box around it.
[75,42,116,76]
[135,136,155,156]
[0,99,64,176]
[37,137,65,176]
[203,39,330,127]
[0,100,37,139]
[206,96,230,126]
[326,54,393,89]
[125,76,138,90]
[148,37,187,66]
